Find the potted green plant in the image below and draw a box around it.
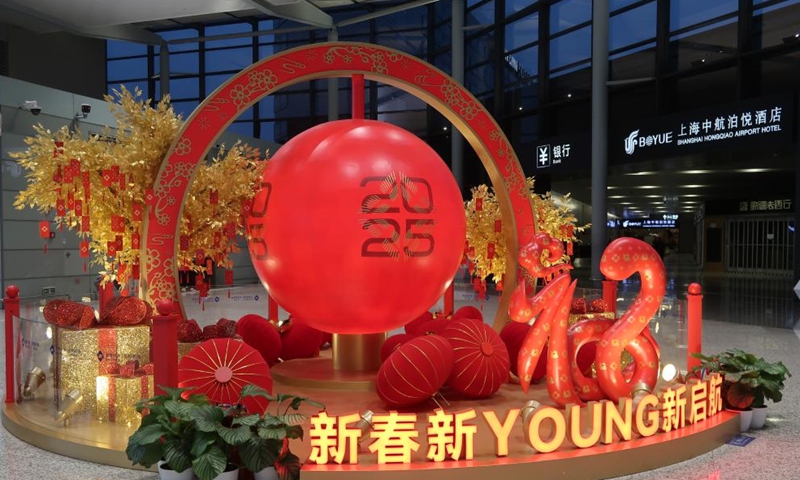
[692,349,791,430]
[126,386,210,480]
[236,389,325,480]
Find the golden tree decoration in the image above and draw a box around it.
[13,87,268,288]
[465,177,590,290]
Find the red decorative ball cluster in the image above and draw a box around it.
[588,299,609,313]
[177,318,203,343]
[570,298,587,314]
[43,299,95,329]
[100,297,153,326]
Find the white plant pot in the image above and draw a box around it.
[157,461,194,480]
[254,466,280,480]
[751,406,768,429]
[212,465,240,480]
[737,409,753,432]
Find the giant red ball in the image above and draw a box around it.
[248,119,466,334]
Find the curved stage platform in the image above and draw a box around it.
[3,350,739,479]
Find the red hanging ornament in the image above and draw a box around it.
[39,221,50,238]
[241,198,253,217]
[132,262,140,280]
[101,169,112,187]
[487,242,496,259]
[107,241,117,257]
[56,198,66,217]
[567,225,574,237]
[567,241,574,256]
[210,190,219,205]
[213,231,221,248]
[224,223,236,239]
[82,171,91,199]
[180,235,189,251]
[494,219,502,233]
[63,165,74,184]
[205,258,213,275]
[131,232,140,250]
[67,192,75,211]
[81,216,90,232]
[115,235,123,251]
[476,198,483,211]
[195,249,205,265]
[69,158,80,176]
[131,203,143,222]
[468,246,475,258]
[111,215,124,232]
[110,166,120,182]
[118,173,126,191]
[225,269,234,285]
[75,199,83,216]
[80,240,90,258]
[53,166,63,184]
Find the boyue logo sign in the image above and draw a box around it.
[616,95,792,162]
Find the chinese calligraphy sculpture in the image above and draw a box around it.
[509,235,665,404]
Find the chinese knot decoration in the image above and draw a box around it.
[509,235,665,404]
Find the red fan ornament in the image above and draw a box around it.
[442,320,509,398]
[376,335,453,408]
[178,338,273,414]
[237,314,282,366]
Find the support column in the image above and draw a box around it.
[327,29,339,121]
[591,0,610,283]
[451,0,465,191]
[159,43,170,98]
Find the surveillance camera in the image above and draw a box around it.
[22,100,41,116]
[81,103,91,115]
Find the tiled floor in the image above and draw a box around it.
[1,254,798,479]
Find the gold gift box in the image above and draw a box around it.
[54,325,151,415]
[96,374,154,428]
[568,312,615,326]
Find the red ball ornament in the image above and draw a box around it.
[203,325,220,341]
[178,319,203,343]
[216,318,237,338]
[376,335,453,408]
[442,320,509,398]
[452,306,483,322]
[248,120,466,334]
[405,311,433,335]
[280,323,323,361]
[237,314,282,366]
[380,333,415,363]
[100,297,152,326]
[571,298,587,314]
[588,299,609,313]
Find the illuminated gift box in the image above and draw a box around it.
[54,325,151,415]
[96,372,154,428]
[568,312,615,325]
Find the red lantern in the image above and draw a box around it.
[179,235,189,251]
[39,221,50,238]
[131,232,141,250]
[499,322,546,381]
[236,314,282,366]
[225,269,234,285]
[75,199,83,216]
[210,190,219,204]
[132,203,143,221]
[101,169,112,186]
[376,335,453,408]
[380,333,414,363]
[248,120,466,334]
[494,219,502,233]
[112,215,124,232]
[404,311,433,335]
[81,216,90,232]
[132,262,140,280]
[79,240,90,258]
[451,305,483,323]
[56,199,66,217]
[442,320,509,398]
[476,198,483,211]
[107,241,116,257]
[115,235,123,251]
[279,323,323,361]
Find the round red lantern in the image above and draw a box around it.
[443,320,509,398]
[376,335,453,408]
[452,305,483,322]
[247,120,466,334]
[380,333,414,363]
[405,311,433,335]
[237,314,282,366]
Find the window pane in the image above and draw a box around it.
[107,58,148,81]
[467,0,494,26]
[506,13,539,51]
[669,19,737,71]
[467,32,494,68]
[376,86,426,113]
[610,2,657,51]
[551,0,592,34]
[375,32,427,57]
[611,0,647,12]
[205,48,254,73]
[377,111,427,136]
[610,43,656,80]
[670,0,737,31]
[205,23,253,48]
[550,25,591,70]
[504,44,538,84]
[466,63,494,94]
[157,29,199,53]
[169,77,200,100]
[172,100,199,120]
[376,7,427,30]
[504,83,538,115]
[506,0,537,17]
[753,0,800,49]
[227,122,254,137]
[206,73,234,95]
[155,52,199,75]
[271,93,311,118]
[107,40,146,58]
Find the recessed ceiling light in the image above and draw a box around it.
[737,168,771,173]
[683,185,706,188]
[627,171,656,176]
[609,195,625,199]
[682,194,701,198]
[683,170,712,174]
[635,186,660,189]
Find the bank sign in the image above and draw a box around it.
[615,94,793,162]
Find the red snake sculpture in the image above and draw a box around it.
[509,235,665,405]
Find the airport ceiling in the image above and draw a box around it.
[0,0,416,43]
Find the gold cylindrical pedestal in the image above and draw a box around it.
[332,333,386,373]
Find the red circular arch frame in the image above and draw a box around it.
[142,42,536,330]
